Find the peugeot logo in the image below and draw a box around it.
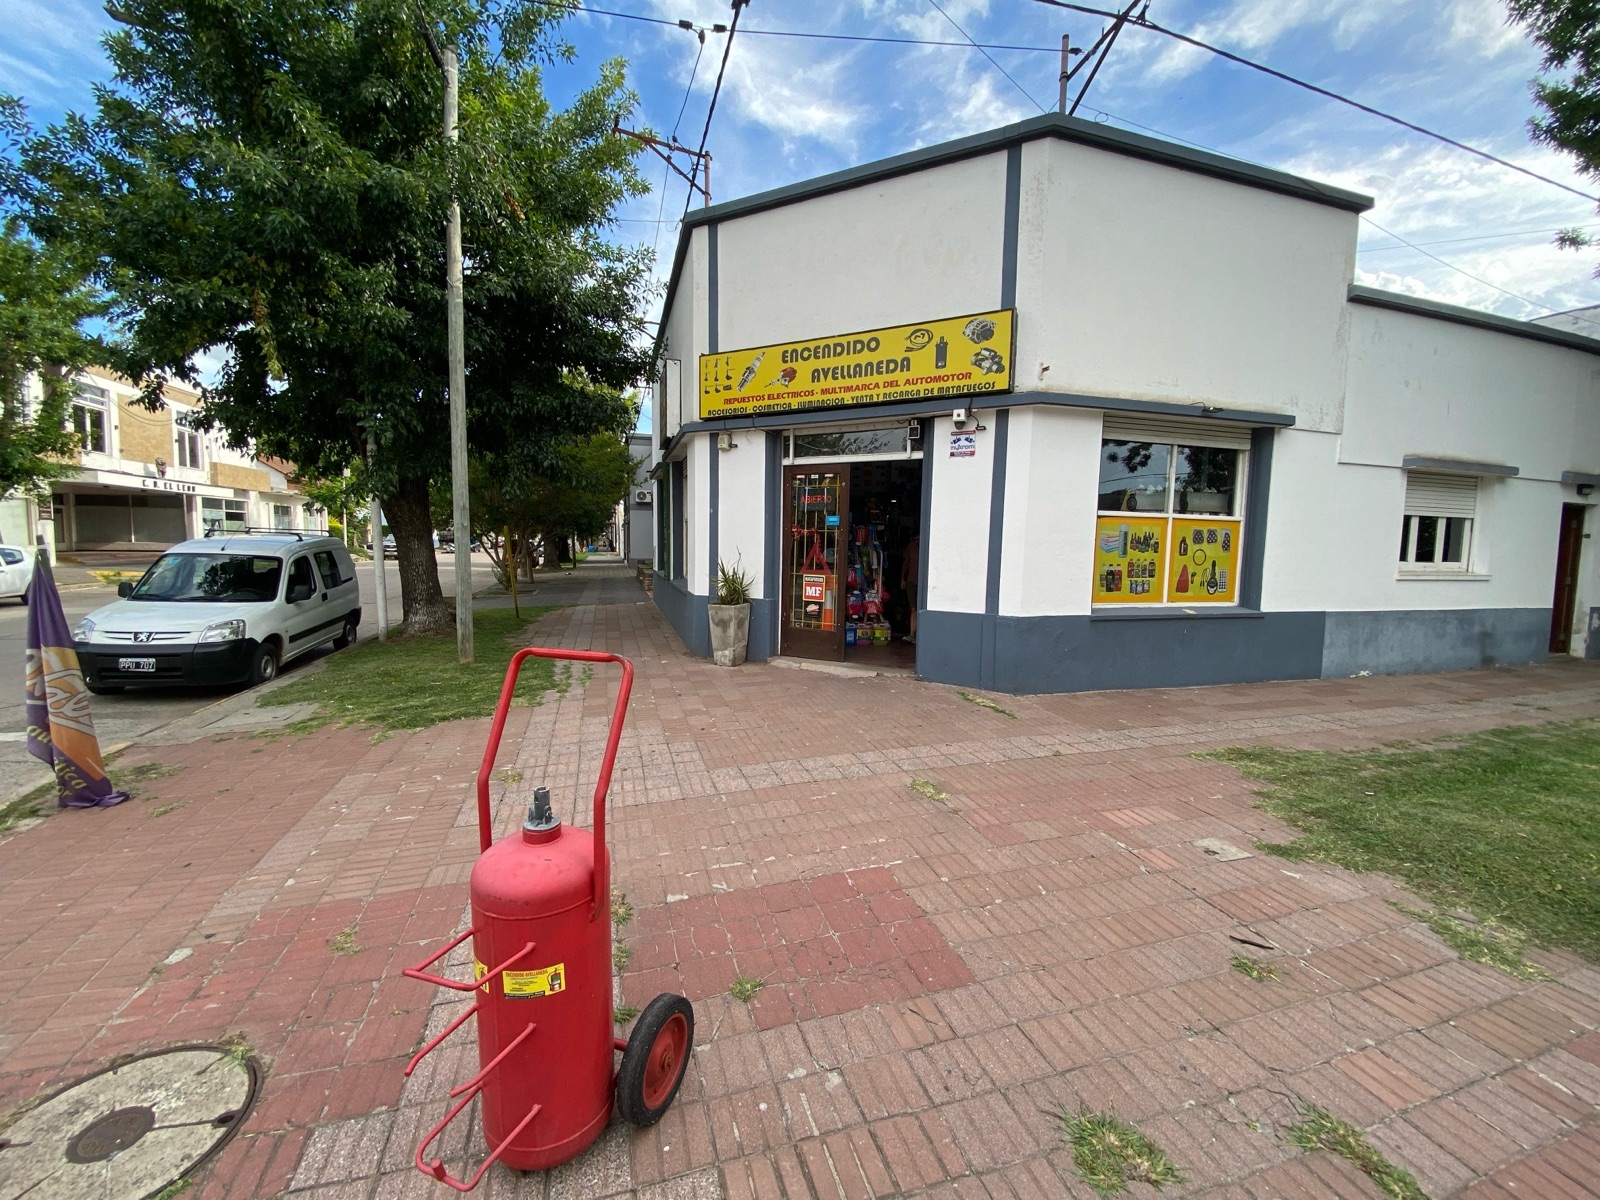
[134,631,153,643]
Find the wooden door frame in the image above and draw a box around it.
[1550,502,1587,654]
[780,464,849,661]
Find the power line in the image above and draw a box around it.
[653,26,708,261]
[1359,223,1600,254]
[686,0,746,218]
[1026,0,1600,204]
[925,0,1046,114]
[1360,217,1600,325]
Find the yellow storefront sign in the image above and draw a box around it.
[698,309,1015,419]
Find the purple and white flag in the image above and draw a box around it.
[25,552,129,808]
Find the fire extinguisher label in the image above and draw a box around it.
[474,961,488,993]
[502,963,565,999]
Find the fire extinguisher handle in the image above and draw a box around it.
[477,647,633,921]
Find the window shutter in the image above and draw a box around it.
[1404,472,1477,518]
[1101,414,1253,451]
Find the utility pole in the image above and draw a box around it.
[442,44,473,663]
[369,431,389,642]
[1058,35,1071,113]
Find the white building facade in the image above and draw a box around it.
[648,114,1600,693]
[3,367,316,557]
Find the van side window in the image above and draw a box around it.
[287,555,316,596]
[313,549,346,589]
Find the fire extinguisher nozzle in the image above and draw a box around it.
[524,784,559,835]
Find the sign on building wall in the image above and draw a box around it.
[698,309,1015,420]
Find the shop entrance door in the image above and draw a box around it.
[782,466,848,661]
[1549,503,1586,654]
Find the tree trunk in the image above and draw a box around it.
[385,474,452,634]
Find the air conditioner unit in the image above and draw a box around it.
[634,489,653,505]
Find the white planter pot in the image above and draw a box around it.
[708,602,751,667]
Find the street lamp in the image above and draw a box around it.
[417,12,474,663]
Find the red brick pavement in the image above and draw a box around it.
[3,590,1600,1199]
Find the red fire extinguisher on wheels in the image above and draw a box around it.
[402,648,693,1191]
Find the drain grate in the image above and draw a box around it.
[0,1044,258,1200]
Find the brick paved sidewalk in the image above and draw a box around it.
[3,599,1600,1199]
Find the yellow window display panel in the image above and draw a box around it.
[1166,519,1241,603]
[1092,516,1167,604]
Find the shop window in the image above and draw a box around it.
[788,427,911,459]
[1093,438,1244,606]
[1400,473,1476,573]
[202,497,248,533]
[71,384,109,454]
[175,426,202,469]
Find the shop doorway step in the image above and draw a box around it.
[770,656,914,680]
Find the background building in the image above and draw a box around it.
[624,431,654,567]
[3,367,317,558]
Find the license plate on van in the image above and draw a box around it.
[117,657,156,672]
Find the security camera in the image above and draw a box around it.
[951,408,971,429]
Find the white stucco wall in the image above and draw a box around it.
[925,415,993,614]
[715,436,767,599]
[1341,305,1600,481]
[1261,427,1570,614]
[658,228,709,439]
[1014,138,1358,433]
[996,406,1102,616]
[713,152,1008,353]
[685,433,710,593]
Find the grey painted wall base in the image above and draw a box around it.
[747,597,778,662]
[1321,607,1551,678]
[918,609,1326,693]
[652,573,711,658]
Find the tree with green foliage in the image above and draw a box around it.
[0,100,106,504]
[1506,0,1600,261]
[0,222,104,502]
[13,0,650,630]
[452,430,636,582]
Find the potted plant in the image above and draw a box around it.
[708,559,754,667]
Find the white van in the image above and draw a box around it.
[73,533,362,693]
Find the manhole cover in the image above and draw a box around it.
[0,1044,257,1200]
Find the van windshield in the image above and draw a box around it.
[130,554,284,602]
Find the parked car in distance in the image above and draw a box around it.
[0,545,35,603]
[72,533,362,693]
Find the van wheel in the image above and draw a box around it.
[249,643,279,687]
[332,615,359,650]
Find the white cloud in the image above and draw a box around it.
[1145,0,1398,84]
[1445,0,1527,59]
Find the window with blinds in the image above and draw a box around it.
[1400,472,1477,572]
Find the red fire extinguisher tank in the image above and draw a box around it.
[469,813,611,1170]
[403,648,695,1191]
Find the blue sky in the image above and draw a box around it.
[8,0,1600,431]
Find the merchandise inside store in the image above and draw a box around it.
[781,427,923,667]
[841,460,921,667]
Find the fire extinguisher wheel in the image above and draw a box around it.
[616,993,695,1127]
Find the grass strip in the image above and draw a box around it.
[1288,1105,1428,1199]
[259,606,560,732]
[1206,720,1600,967]
[1059,1107,1184,1196]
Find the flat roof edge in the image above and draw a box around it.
[1349,285,1600,356]
[681,113,1371,235]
